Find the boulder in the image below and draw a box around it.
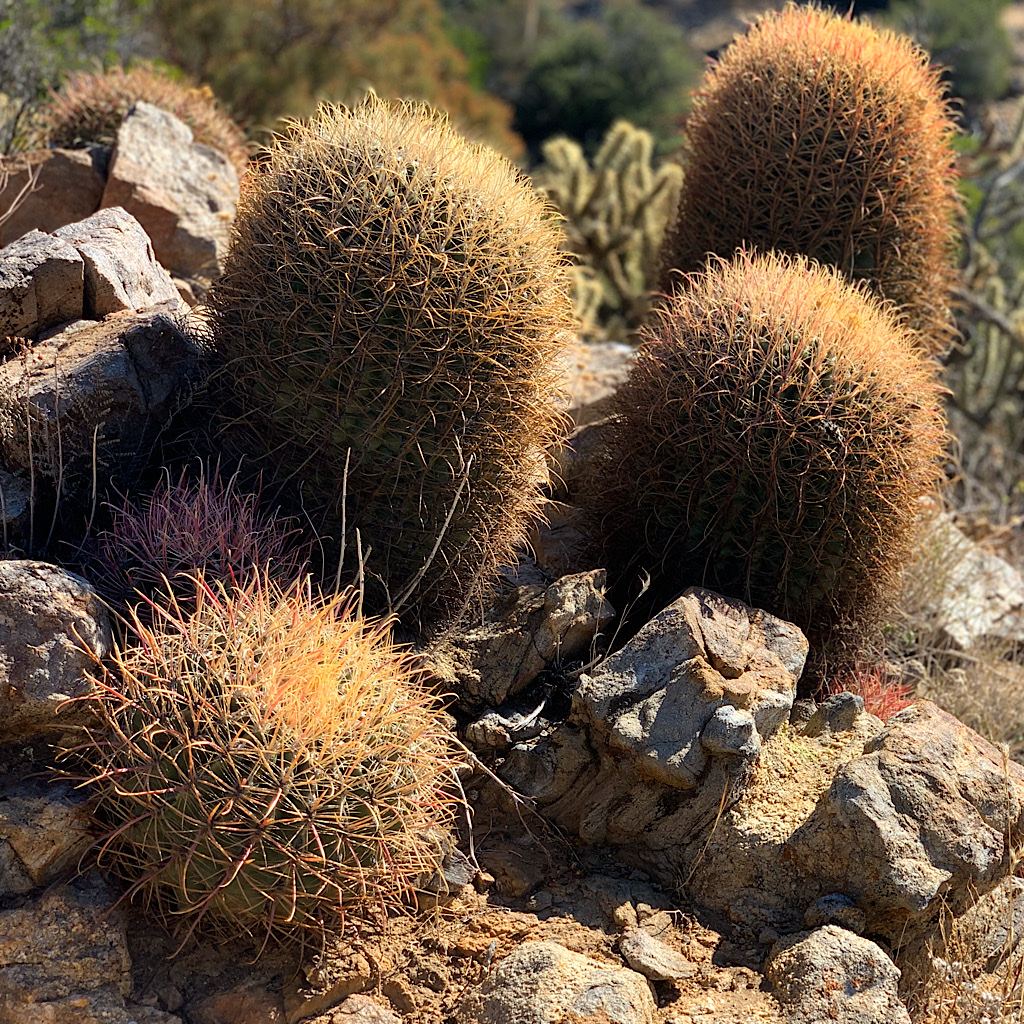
[54,206,185,318]
[0,874,181,1024]
[764,926,910,1024]
[456,941,656,1024]
[425,570,614,710]
[101,101,239,279]
[574,588,804,789]
[0,560,111,740]
[789,700,1024,933]
[0,776,92,896]
[0,148,106,246]
[0,305,206,511]
[0,229,84,339]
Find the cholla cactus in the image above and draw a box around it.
[66,574,465,951]
[536,120,682,341]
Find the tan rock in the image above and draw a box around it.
[0,149,106,246]
[0,229,83,339]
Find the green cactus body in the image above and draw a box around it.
[209,99,574,626]
[67,577,464,949]
[593,252,948,680]
[658,4,960,356]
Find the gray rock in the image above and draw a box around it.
[801,692,866,738]
[0,468,30,544]
[478,841,548,898]
[618,928,696,982]
[456,941,656,1024]
[765,926,910,1024]
[0,875,183,1024]
[425,570,614,710]
[575,588,803,789]
[790,701,1024,933]
[804,894,867,935]
[332,995,401,1023]
[0,148,106,247]
[55,206,185,318]
[0,776,92,895]
[102,101,239,278]
[700,705,761,761]
[560,339,636,427]
[0,229,83,339]
[0,305,206,509]
[0,560,111,740]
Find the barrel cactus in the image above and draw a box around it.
[37,63,249,175]
[592,252,948,680]
[658,4,960,356]
[207,97,574,627]
[67,575,464,950]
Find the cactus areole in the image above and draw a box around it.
[208,98,574,627]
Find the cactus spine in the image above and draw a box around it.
[658,4,960,356]
[208,97,574,627]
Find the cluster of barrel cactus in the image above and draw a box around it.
[586,3,958,681]
[62,1,964,953]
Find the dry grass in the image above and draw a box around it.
[63,573,466,953]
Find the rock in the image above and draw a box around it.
[456,941,656,1024]
[284,956,372,1024]
[0,874,175,1024]
[0,306,207,509]
[800,692,867,738]
[0,149,107,246]
[764,926,910,1024]
[478,841,548,898]
[0,776,92,895]
[789,701,1024,935]
[914,511,1024,650]
[618,928,696,982]
[0,560,112,740]
[574,588,803,789]
[54,207,185,318]
[190,980,285,1024]
[527,499,592,579]
[561,339,636,427]
[330,995,400,1023]
[102,101,239,278]
[0,229,84,339]
[804,894,867,935]
[0,467,31,541]
[424,570,614,710]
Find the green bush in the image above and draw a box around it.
[883,0,1012,104]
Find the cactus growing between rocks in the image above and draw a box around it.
[659,3,960,356]
[88,461,307,616]
[36,63,249,175]
[591,252,948,679]
[67,574,464,950]
[208,97,574,627]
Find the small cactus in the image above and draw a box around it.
[65,574,464,950]
[208,97,574,627]
[536,120,682,341]
[36,63,249,175]
[590,251,948,681]
[88,461,307,615]
[659,4,960,356]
